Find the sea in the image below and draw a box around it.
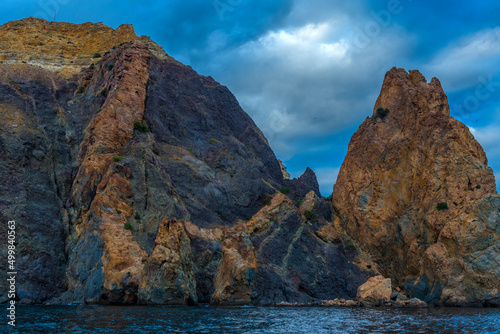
[2,305,499,333]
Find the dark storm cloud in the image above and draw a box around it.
[130,0,295,64]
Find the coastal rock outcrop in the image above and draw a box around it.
[332,68,500,306]
[186,192,373,306]
[138,218,197,305]
[0,18,371,306]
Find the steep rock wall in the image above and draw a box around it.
[332,68,500,306]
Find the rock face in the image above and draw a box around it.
[333,68,500,306]
[242,193,371,305]
[139,218,197,305]
[356,275,392,306]
[2,19,498,308]
[0,18,372,305]
[0,18,140,76]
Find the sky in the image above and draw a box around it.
[1,0,499,195]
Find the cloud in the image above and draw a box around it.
[131,0,295,64]
[203,17,411,154]
[470,125,500,150]
[253,22,349,66]
[425,27,500,91]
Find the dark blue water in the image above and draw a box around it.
[2,306,499,333]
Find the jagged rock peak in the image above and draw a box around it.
[285,167,322,199]
[373,67,450,119]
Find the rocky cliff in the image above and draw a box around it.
[0,18,372,305]
[332,68,500,306]
[1,18,498,307]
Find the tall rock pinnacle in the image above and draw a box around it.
[332,68,500,306]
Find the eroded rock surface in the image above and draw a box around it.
[333,68,500,306]
[0,19,371,305]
